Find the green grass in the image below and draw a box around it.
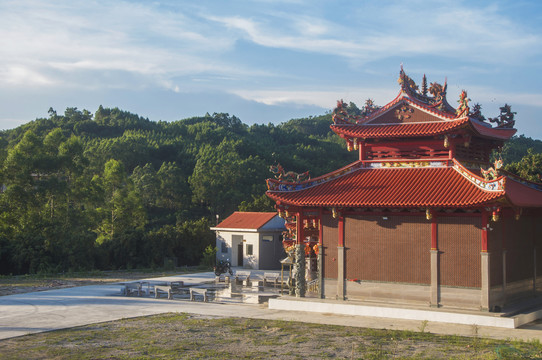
[1,313,542,359]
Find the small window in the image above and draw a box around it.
[262,235,273,242]
[246,244,253,255]
[221,241,228,253]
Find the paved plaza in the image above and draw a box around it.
[2,271,542,342]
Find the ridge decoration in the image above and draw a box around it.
[488,104,516,129]
[453,160,504,192]
[269,164,310,183]
[332,99,381,125]
[331,67,518,132]
[267,162,365,192]
[456,90,470,117]
[480,159,503,181]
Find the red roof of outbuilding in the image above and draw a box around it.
[213,212,278,230]
[267,162,508,208]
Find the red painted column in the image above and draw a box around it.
[318,207,324,299]
[338,215,345,247]
[296,210,304,244]
[318,208,323,245]
[431,216,438,250]
[481,210,489,252]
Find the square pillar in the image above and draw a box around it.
[430,250,439,307]
[337,246,345,300]
[481,252,491,311]
[430,215,439,307]
[337,215,345,300]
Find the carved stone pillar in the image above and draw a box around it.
[295,243,306,297]
[318,248,324,298]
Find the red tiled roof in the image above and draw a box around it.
[468,120,517,139]
[332,96,516,140]
[214,212,278,230]
[332,117,516,140]
[331,117,470,139]
[504,177,542,207]
[362,94,457,124]
[267,166,505,208]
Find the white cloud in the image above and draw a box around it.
[0,0,239,89]
[0,0,540,135]
[207,1,541,66]
[230,87,397,109]
[1,65,55,86]
[464,86,542,109]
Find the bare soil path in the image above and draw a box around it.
[0,269,199,296]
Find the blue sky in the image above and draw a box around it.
[1,0,542,138]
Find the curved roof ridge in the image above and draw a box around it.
[402,95,458,120]
[356,91,404,124]
[330,117,470,139]
[266,165,505,208]
[267,161,364,192]
[452,159,505,193]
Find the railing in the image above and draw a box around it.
[307,279,319,293]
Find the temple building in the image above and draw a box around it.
[266,68,542,312]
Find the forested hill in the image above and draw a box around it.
[0,107,356,274]
[0,106,540,275]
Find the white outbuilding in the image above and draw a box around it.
[211,212,286,270]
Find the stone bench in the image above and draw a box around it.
[215,274,231,284]
[153,281,185,300]
[263,273,280,288]
[122,282,142,296]
[234,271,251,286]
[155,285,173,299]
[190,288,209,302]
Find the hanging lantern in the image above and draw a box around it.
[492,209,500,222]
[332,207,338,219]
[444,135,449,149]
[347,140,353,152]
[515,208,522,220]
[426,208,432,220]
[353,138,359,151]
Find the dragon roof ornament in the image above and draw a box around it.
[398,66,455,113]
[331,67,518,131]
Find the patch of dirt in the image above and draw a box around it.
[0,270,188,296]
[0,279,104,296]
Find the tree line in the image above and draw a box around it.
[0,106,539,275]
[0,107,355,274]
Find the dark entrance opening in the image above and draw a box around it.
[237,243,243,266]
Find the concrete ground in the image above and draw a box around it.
[2,271,542,342]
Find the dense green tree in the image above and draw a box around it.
[0,104,539,275]
[505,148,542,182]
[94,159,146,244]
